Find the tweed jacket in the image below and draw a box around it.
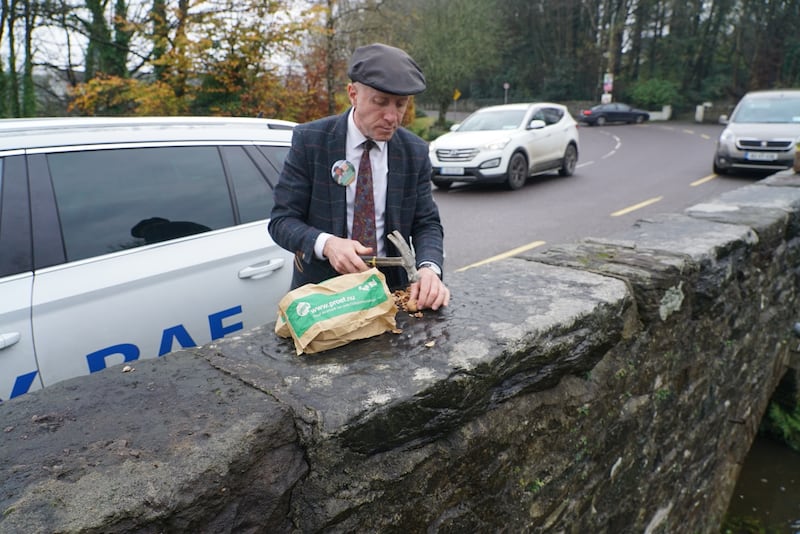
[268,110,444,290]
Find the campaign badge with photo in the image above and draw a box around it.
[331,160,356,186]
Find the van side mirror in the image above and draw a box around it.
[718,114,729,125]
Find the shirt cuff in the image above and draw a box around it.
[418,261,442,278]
[315,232,333,260]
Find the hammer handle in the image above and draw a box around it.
[360,256,407,268]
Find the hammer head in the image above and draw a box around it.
[386,230,419,282]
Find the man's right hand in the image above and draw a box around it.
[323,236,374,275]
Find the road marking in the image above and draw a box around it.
[700,134,711,140]
[611,196,663,217]
[691,174,717,186]
[455,240,546,272]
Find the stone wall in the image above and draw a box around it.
[2,171,800,533]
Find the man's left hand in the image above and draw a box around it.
[410,267,450,311]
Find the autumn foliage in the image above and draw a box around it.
[69,0,327,122]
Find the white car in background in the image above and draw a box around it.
[428,102,580,191]
[0,116,296,401]
[713,89,800,175]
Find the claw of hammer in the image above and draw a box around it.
[360,230,419,282]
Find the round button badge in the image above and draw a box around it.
[331,160,355,186]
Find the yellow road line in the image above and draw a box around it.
[611,196,663,217]
[455,240,546,272]
[691,174,717,186]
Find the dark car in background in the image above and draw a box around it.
[580,102,650,126]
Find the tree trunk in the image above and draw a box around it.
[151,0,167,80]
[110,0,130,77]
[436,99,449,129]
[7,0,19,116]
[22,0,35,116]
[0,0,9,117]
[325,0,336,116]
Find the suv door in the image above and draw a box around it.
[0,154,40,400]
[526,108,563,169]
[26,143,293,389]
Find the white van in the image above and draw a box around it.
[0,116,296,401]
[713,89,800,174]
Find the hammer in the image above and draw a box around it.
[360,230,420,282]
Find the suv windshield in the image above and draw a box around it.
[732,96,800,124]
[458,109,526,131]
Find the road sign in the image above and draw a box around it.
[603,72,614,93]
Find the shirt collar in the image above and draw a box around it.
[347,109,386,152]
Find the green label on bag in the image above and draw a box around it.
[285,274,389,338]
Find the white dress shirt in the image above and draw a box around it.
[315,110,389,258]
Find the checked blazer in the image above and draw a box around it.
[268,109,445,290]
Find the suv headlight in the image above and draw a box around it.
[484,138,510,151]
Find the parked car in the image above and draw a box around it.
[580,102,650,126]
[0,116,296,401]
[428,103,579,191]
[713,89,800,175]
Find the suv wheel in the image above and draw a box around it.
[506,152,528,190]
[558,144,578,177]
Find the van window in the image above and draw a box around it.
[223,146,274,224]
[0,155,33,277]
[256,145,290,175]
[48,146,234,262]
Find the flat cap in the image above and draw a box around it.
[348,43,426,96]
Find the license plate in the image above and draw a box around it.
[440,167,465,175]
[744,152,778,161]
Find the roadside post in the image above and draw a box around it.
[602,72,613,104]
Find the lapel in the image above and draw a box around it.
[384,133,405,232]
[327,112,350,238]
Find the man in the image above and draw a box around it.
[269,43,449,311]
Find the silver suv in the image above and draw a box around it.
[0,116,295,401]
[713,89,800,175]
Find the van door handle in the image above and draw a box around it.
[238,258,285,280]
[0,332,21,350]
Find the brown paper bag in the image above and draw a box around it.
[275,268,397,355]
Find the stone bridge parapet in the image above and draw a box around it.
[2,172,800,533]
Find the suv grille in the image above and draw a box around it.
[737,138,794,151]
[436,148,479,162]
